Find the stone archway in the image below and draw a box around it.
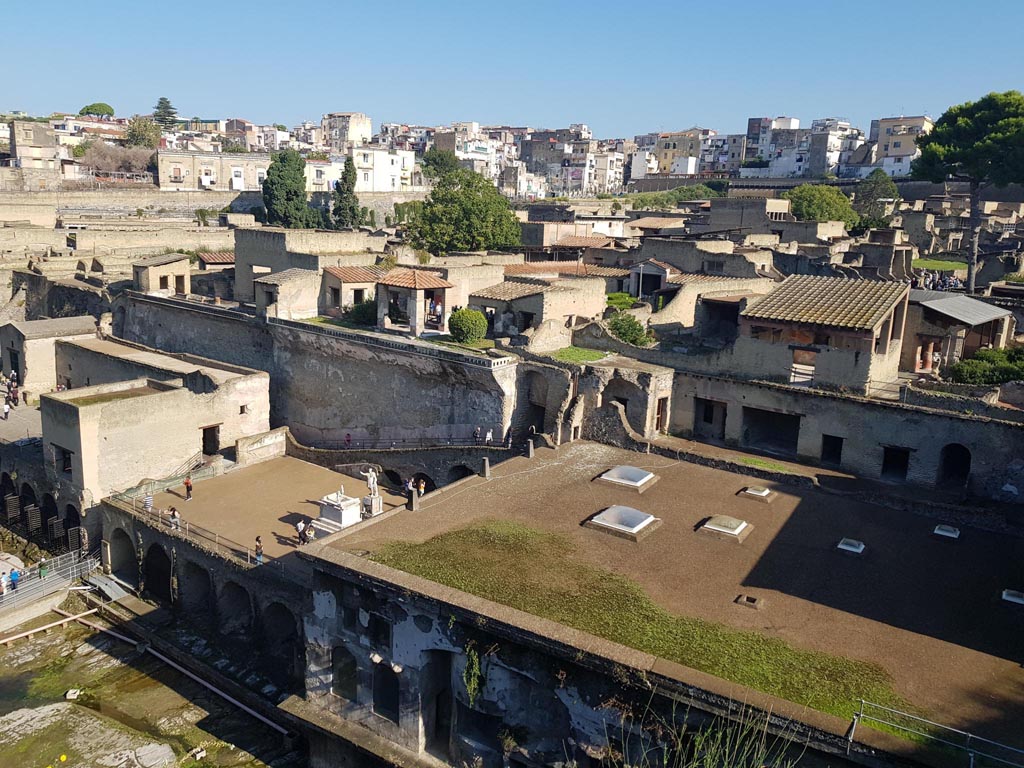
[412,472,437,494]
[0,472,14,500]
[383,469,402,488]
[600,377,648,435]
[108,527,138,587]
[41,493,60,542]
[218,581,253,636]
[261,601,302,691]
[178,560,214,620]
[447,464,474,484]
[937,443,971,489]
[63,504,81,530]
[143,543,173,603]
[19,482,37,531]
[524,371,549,435]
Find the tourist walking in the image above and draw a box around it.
[3,402,9,421]
[255,536,264,565]
[38,558,47,579]
[417,479,426,498]
[296,519,306,545]
[485,429,493,445]
[473,426,482,444]
[169,507,180,531]
[143,492,154,514]
[184,474,193,501]
[9,568,19,591]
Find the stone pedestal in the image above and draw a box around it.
[317,491,363,529]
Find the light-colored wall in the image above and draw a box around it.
[157,151,272,191]
[134,260,191,294]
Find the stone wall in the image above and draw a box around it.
[670,371,1024,498]
[115,293,521,447]
[13,271,111,320]
[0,189,265,216]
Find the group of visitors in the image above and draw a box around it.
[1,371,21,419]
[0,556,49,598]
[295,518,316,546]
[427,297,444,321]
[913,271,963,291]
[473,426,514,448]
[405,477,427,498]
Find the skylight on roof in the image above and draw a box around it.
[583,506,661,542]
[597,465,658,493]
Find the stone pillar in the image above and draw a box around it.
[376,290,389,330]
[407,490,419,511]
[526,440,535,459]
[409,290,424,337]
[924,341,934,372]
[481,457,491,478]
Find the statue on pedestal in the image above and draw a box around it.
[359,466,379,497]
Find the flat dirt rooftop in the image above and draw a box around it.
[332,441,1024,746]
[68,338,247,385]
[150,457,405,562]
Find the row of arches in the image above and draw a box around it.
[0,473,81,550]
[106,528,303,691]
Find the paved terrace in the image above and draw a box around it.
[146,457,406,565]
[333,441,1024,747]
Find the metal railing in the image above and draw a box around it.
[0,549,99,614]
[111,462,218,503]
[849,700,1024,768]
[105,493,295,576]
[309,436,512,451]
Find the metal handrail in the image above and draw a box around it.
[104,494,292,575]
[849,699,1024,768]
[0,550,99,614]
[309,436,512,451]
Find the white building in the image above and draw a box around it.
[669,156,698,175]
[593,151,624,193]
[304,146,419,194]
[629,150,659,180]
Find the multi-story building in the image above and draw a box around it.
[8,120,60,170]
[876,115,933,174]
[700,133,747,173]
[593,151,624,193]
[654,128,713,173]
[156,150,271,191]
[321,112,373,153]
[744,116,800,163]
[305,146,419,195]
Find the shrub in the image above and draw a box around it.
[607,312,652,346]
[448,308,488,344]
[346,300,377,326]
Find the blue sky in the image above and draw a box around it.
[7,0,1023,138]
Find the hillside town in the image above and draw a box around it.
[0,85,1022,768]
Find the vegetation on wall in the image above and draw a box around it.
[626,183,723,211]
[608,312,653,346]
[947,347,1024,385]
[782,184,859,228]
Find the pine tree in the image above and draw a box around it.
[332,157,361,227]
[153,97,178,129]
[262,149,320,228]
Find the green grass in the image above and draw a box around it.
[372,520,907,720]
[606,292,636,311]
[738,457,790,473]
[424,335,495,351]
[912,259,968,271]
[309,315,368,330]
[552,346,608,364]
[1006,273,1024,283]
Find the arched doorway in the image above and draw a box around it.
[113,306,127,337]
[19,483,38,534]
[178,560,213,620]
[524,371,548,435]
[412,472,436,494]
[143,543,172,603]
[383,469,402,488]
[447,465,474,484]
[108,528,138,587]
[63,504,81,530]
[261,601,302,691]
[331,646,358,700]
[41,493,60,544]
[600,377,648,435]
[218,581,253,636]
[937,443,971,488]
[0,472,14,500]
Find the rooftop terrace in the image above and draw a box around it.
[328,441,1024,746]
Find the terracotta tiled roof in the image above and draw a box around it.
[741,276,908,331]
[667,272,749,285]
[324,265,389,283]
[504,262,629,278]
[198,251,235,264]
[471,280,570,301]
[376,268,453,290]
[254,268,318,285]
[552,235,615,248]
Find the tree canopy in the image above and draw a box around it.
[407,169,521,255]
[152,97,178,129]
[782,184,859,228]
[332,157,362,228]
[421,147,462,178]
[913,91,1024,292]
[852,168,899,225]
[124,116,161,149]
[262,149,321,229]
[626,183,723,211]
[78,102,114,118]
